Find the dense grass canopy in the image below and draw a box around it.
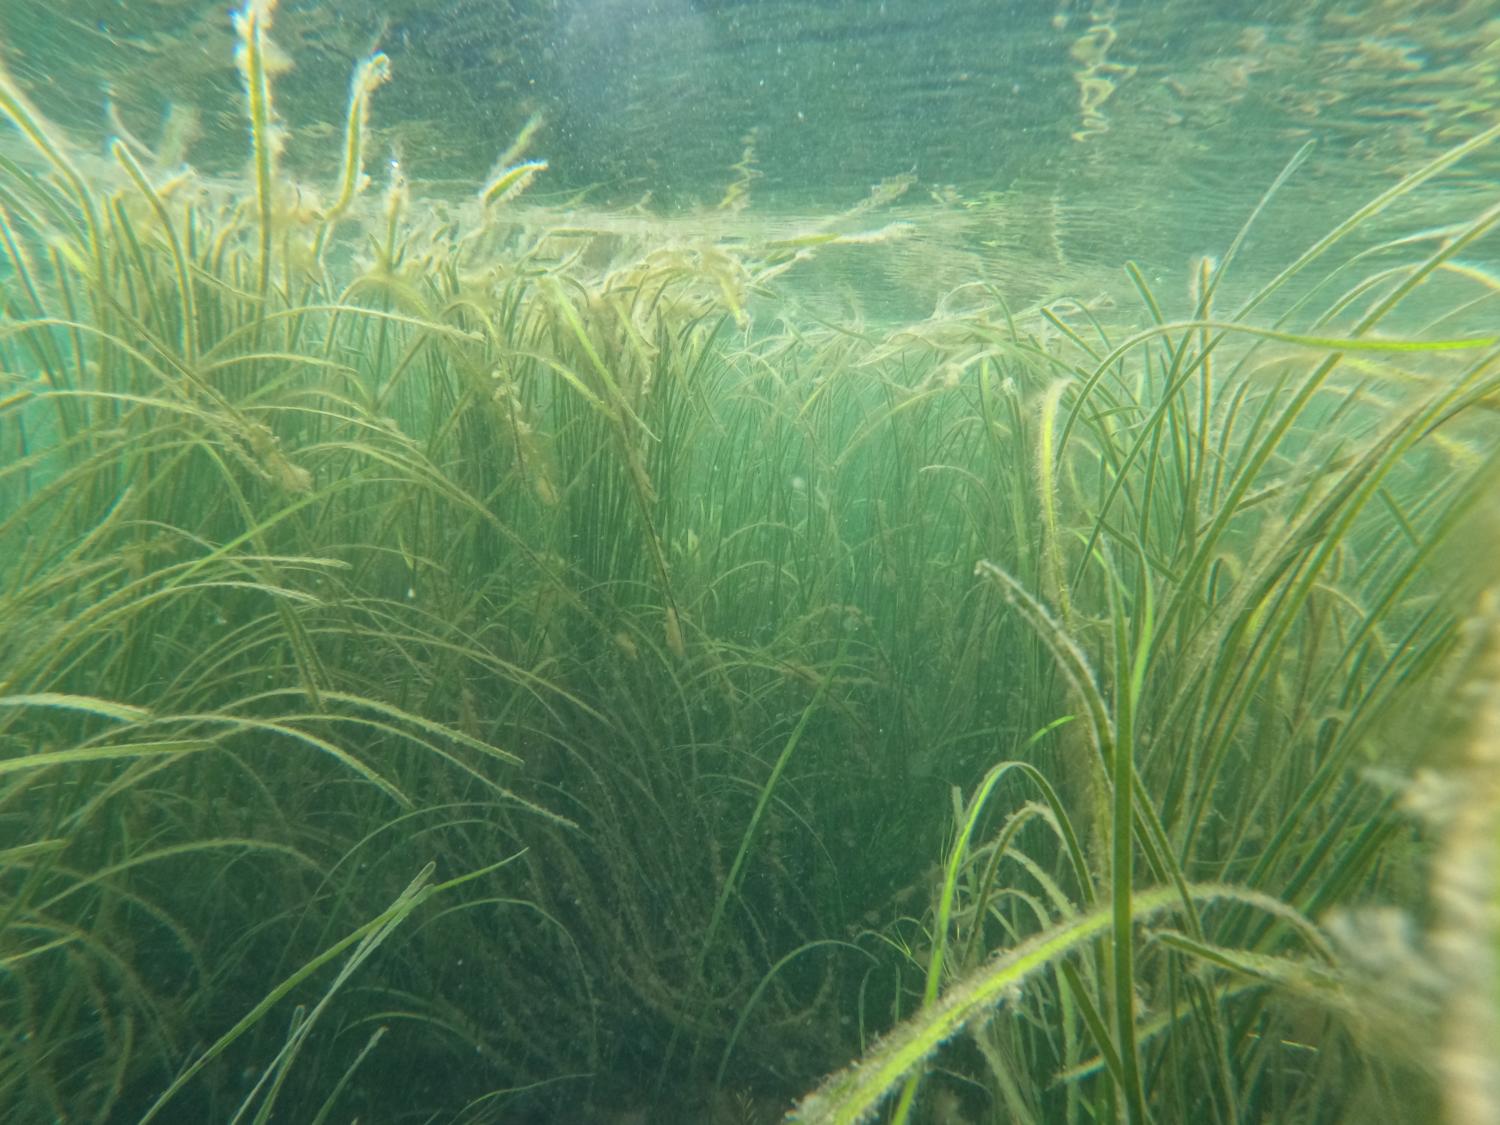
[2,7,1498,1123]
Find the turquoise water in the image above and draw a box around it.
[6,2,1497,258]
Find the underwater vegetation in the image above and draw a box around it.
[2,3,1499,1123]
